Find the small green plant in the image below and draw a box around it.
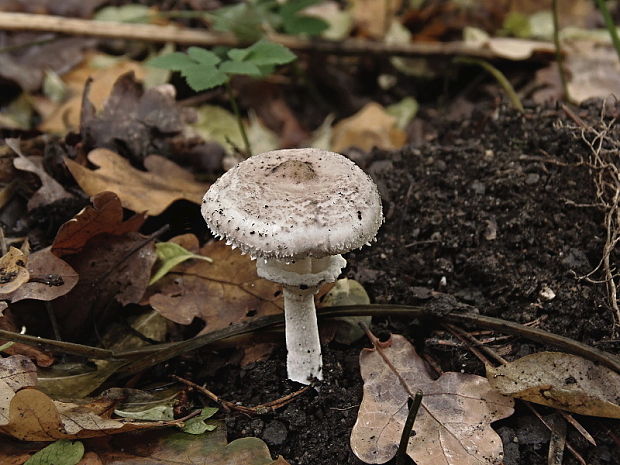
[149,40,296,156]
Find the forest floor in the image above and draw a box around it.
[199,102,620,465]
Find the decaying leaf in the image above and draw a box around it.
[51,191,146,257]
[40,57,146,134]
[350,0,401,39]
[80,72,189,163]
[4,247,78,303]
[148,240,283,334]
[37,360,127,399]
[351,335,514,465]
[0,388,179,441]
[331,102,406,153]
[53,232,157,337]
[0,356,178,441]
[88,422,290,464]
[487,352,620,419]
[65,149,208,215]
[0,247,29,295]
[8,139,72,210]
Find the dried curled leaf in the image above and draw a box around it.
[5,247,78,303]
[0,356,178,441]
[0,248,29,295]
[8,138,72,210]
[351,334,514,465]
[52,191,146,257]
[487,352,620,419]
[64,149,208,215]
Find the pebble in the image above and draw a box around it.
[262,420,288,446]
[525,173,540,185]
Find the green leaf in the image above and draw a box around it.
[239,40,297,66]
[227,47,251,62]
[147,52,197,71]
[182,407,219,435]
[187,47,221,66]
[150,242,213,285]
[257,64,276,76]
[182,65,229,91]
[283,15,329,35]
[25,440,84,465]
[220,60,262,76]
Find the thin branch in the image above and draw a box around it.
[1,304,617,374]
[172,374,309,415]
[0,12,555,60]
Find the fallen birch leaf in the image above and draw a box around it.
[65,149,209,215]
[331,102,406,153]
[5,247,78,303]
[487,352,620,419]
[351,334,514,465]
[51,191,146,257]
[148,241,283,334]
[0,248,29,295]
[8,139,72,210]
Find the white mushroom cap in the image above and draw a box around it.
[201,148,383,260]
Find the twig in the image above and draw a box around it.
[395,391,423,465]
[1,304,617,374]
[172,375,310,415]
[551,0,570,102]
[0,12,555,60]
[45,301,62,342]
[0,328,115,359]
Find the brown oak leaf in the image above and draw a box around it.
[351,334,514,465]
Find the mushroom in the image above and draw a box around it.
[201,148,382,384]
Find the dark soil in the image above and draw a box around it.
[201,102,620,465]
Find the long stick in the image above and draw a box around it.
[0,12,554,60]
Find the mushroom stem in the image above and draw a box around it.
[283,284,323,384]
